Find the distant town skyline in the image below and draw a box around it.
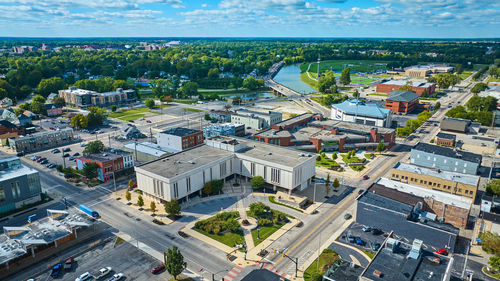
[0,0,499,38]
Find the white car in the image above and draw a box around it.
[75,272,92,281]
[96,267,112,279]
[108,273,124,281]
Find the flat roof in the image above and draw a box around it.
[78,152,123,162]
[376,177,473,210]
[436,132,456,140]
[309,119,395,134]
[160,127,201,137]
[387,91,420,102]
[392,162,479,186]
[362,238,451,281]
[412,142,482,164]
[272,113,315,127]
[124,142,172,156]
[381,80,434,88]
[332,99,392,119]
[0,164,38,182]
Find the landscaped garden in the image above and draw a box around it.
[316,152,343,171]
[247,202,290,246]
[194,212,244,248]
[303,248,339,281]
[341,150,366,164]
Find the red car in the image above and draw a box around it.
[49,126,55,130]
[63,257,74,270]
[362,175,369,180]
[435,248,448,256]
[150,264,165,274]
[36,157,46,163]
[146,120,152,123]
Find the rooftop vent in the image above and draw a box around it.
[373,270,383,278]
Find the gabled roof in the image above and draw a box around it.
[387,91,419,102]
[332,99,392,119]
[0,120,17,129]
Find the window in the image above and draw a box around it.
[251,163,255,176]
[465,190,469,194]
[11,182,16,199]
[420,180,423,184]
[0,186,5,201]
[173,183,179,199]
[220,162,227,178]
[437,184,440,187]
[187,177,191,193]
[458,188,462,192]
[271,168,280,184]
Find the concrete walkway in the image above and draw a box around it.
[238,200,255,251]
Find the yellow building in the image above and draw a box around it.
[390,162,479,199]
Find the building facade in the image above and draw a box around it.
[202,123,245,139]
[331,99,393,128]
[230,110,282,130]
[135,136,316,203]
[410,142,481,175]
[376,80,436,96]
[434,132,456,147]
[0,156,42,214]
[58,87,136,108]
[384,91,420,114]
[45,103,63,117]
[76,150,134,182]
[390,162,479,199]
[156,127,204,153]
[8,128,74,153]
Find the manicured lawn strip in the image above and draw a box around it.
[175,99,197,104]
[300,71,319,90]
[268,196,304,213]
[350,165,366,172]
[194,229,244,248]
[303,249,339,281]
[368,93,388,97]
[182,108,204,112]
[341,154,365,164]
[459,71,473,80]
[109,107,150,118]
[364,153,375,159]
[117,113,146,121]
[363,250,375,259]
[251,223,284,246]
[488,76,500,83]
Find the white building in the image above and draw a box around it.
[231,110,282,130]
[135,136,316,203]
[331,99,393,128]
[156,127,204,153]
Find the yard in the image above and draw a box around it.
[341,154,365,164]
[247,202,290,246]
[182,107,204,113]
[303,249,339,281]
[194,212,245,248]
[251,223,285,246]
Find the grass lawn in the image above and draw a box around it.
[138,90,155,99]
[316,155,339,168]
[369,93,388,97]
[182,108,203,112]
[459,71,473,80]
[363,250,376,259]
[269,196,303,213]
[117,113,146,121]
[194,229,244,248]
[175,99,197,104]
[300,60,389,73]
[364,153,375,159]
[350,165,366,172]
[109,107,150,118]
[350,75,381,85]
[300,71,319,89]
[303,249,339,281]
[251,223,285,246]
[488,76,500,83]
[341,154,365,164]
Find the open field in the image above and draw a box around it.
[459,71,473,80]
[300,60,389,74]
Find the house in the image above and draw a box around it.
[434,132,456,147]
[0,98,13,108]
[120,124,145,140]
[331,99,393,128]
[0,108,16,122]
[0,120,24,143]
[384,91,420,114]
[47,93,58,102]
[410,142,482,175]
[45,103,63,117]
[135,136,316,203]
[17,114,32,126]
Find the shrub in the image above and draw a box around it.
[258,218,273,226]
[203,180,224,195]
[332,152,337,160]
[250,176,265,190]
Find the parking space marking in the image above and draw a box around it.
[349,255,360,266]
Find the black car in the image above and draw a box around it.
[72,152,80,156]
[63,153,70,157]
[16,152,24,157]
[371,228,383,235]
[63,148,71,152]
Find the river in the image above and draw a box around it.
[273,64,317,94]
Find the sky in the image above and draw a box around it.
[0,0,498,38]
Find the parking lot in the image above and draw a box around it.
[27,142,85,170]
[31,238,170,281]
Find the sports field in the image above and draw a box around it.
[300,59,389,74]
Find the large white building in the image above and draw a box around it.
[135,136,316,203]
[231,109,282,130]
[331,99,393,128]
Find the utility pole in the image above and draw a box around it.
[108,134,111,148]
[112,171,117,192]
[317,54,320,80]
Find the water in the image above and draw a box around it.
[226,92,275,99]
[273,64,317,94]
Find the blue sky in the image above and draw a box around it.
[0,0,498,38]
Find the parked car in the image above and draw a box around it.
[358,189,365,194]
[52,148,60,153]
[96,267,112,279]
[36,157,46,162]
[69,156,75,161]
[362,175,369,180]
[371,229,383,235]
[108,273,124,281]
[75,272,92,281]
[80,143,87,147]
[371,242,381,251]
[63,257,74,271]
[344,213,352,220]
[63,153,70,157]
[48,163,57,168]
[40,160,48,164]
[355,237,365,246]
[51,263,62,277]
[16,152,24,157]
[49,126,55,130]
[63,148,71,152]
[435,248,448,256]
[73,152,80,156]
[150,264,165,274]
[146,120,152,123]
[347,236,356,243]
[31,155,41,161]
[362,226,372,232]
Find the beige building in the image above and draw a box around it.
[390,162,479,199]
[58,87,136,108]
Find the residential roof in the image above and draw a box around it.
[376,177,473,210]
[381,80,435,88]
[435,132,456,140]
[44,103,62,110]
[412,142,482,164]
[0,120,17,129]
[160,127,201,137]
[440,118,470,132]
[387,91,420,102]
[482,212,500,224]
[392,162,479,186]
[332,99,392,119]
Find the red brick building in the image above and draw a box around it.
[376,80,436,96]
[434,132,456,147]
[45,103,63,117]
[76,150,134,182]
[0,120,24,140]
[384,91,420,114]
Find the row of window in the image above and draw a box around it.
[392,173,473,195]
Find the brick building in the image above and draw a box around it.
[384,91,420,114]
[8,128,74,153]
[156,127,204,153]
[45,103,63,117]
[376,80,436,96]
[434,132,456,147]
[76,150,134,182]
[0,120,24,140]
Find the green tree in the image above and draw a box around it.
[52,96,65,107]
[204,113,211,121]
[471,83,488,94]
[125,189,131,202]
[208,68,220,80]
[37,77,66,97]
[231,96,242,105]
[164,199,181,217]
[489,256,500,271]
[333,178,340,190]
[250,176,265,190]
[487,180,500,196]
[165,245,186,280]
[243,76,264,90]
[86,107,107,127]
[70,114,88,130]
[145,98,155,109]
[339,67,351,85]
[150,201,156,213]
[110,104,117,112]
[137,195,144,208]
[325,173,330,187]
[83,140,105,155]
[399,81,414,92]
[433,73,461,89]
[376,141,386,154]
[332,152,337,160]
[32,94,46,104]
[180,81,198,98]
[318,70,336,93]
[434,102,441,110]
[82,162,99,179]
